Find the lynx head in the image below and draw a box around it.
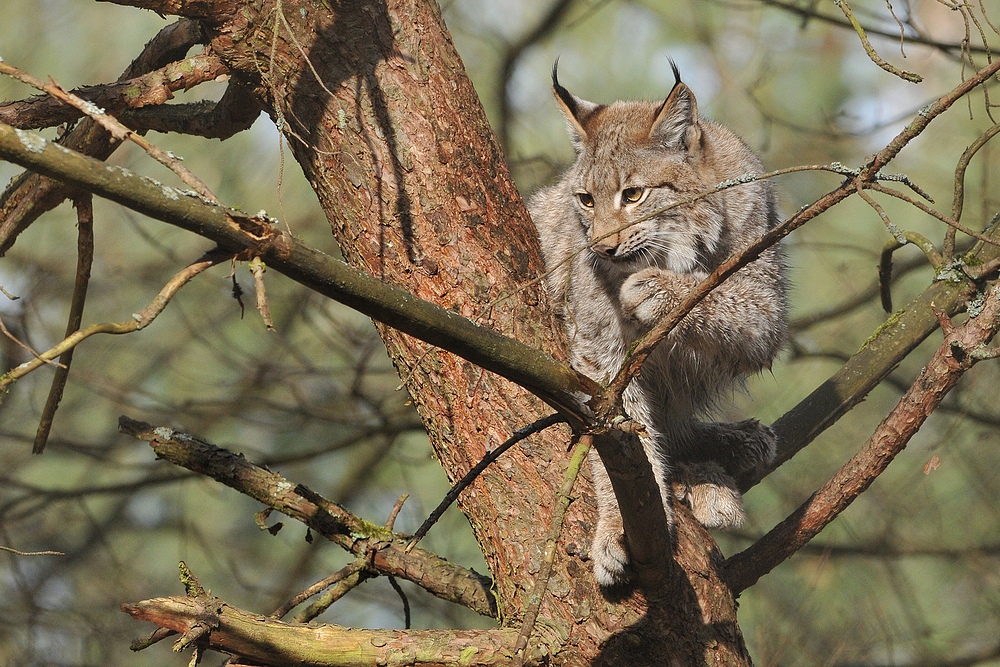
[551,62,765,276]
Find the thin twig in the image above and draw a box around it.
[405,413,565,551]
[385,494,409,531]
[512,434,591,667]
[754,0,993,56]
[293,565,369,623]
[0,60,220,203]
[0,251,229,389]
[870,182,1000,247]
[834,0,922,82]
[33,195,94,454]
[271,559,366,619]
[0,317,64,369]
[387,576,411,629]
[0,545,65,557]
[948,122,1000,258]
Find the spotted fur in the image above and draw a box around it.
[530,65,787,588]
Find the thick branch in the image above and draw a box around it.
[0,122,596,419]
[0,53,228,130]
[118,416,498,617]
[122,594,541,666]
[0,17,206,256]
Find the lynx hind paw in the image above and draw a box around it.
[731,418,778,473]
[673,462,746,529]
[590,528,631,588]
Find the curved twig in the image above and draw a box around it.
[947,122,1000,257]
[0,251,229,389]
[834,0,922,82]
[406,413,566,550]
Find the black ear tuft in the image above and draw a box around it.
[649,63,700,151]
[668,58,681,88]
[552,58,579,117]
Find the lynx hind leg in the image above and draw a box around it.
[587,449,632,587]
[591,511,631,588]
[673,461,746,529]
[691,418,777,477]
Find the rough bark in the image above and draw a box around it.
[199,0,748,662]
[12,1,995,665]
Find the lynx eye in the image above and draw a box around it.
[576,192,595,209]
[621,187,645,205]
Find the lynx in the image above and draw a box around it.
[529,64,787,588]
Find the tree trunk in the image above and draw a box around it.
[124,0,754,663]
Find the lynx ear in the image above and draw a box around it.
[649,61,701,153]
[552,60,601,149]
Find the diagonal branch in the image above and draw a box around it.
[0,53,228,131]
[0,17,206,256]
[117,416,499,618]
[725,285,1000,592]
[32,195,94,454]
[603,56,1000,423]
[0,120,597,419]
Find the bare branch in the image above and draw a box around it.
[725,284,1000,592]
[122,593,542,667]
[117,416,499,617]
[0,53,228,130]
[0,121,597,419]
[32,195,95,454]
[0,60,220,203]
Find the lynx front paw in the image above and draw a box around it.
[673,462,746,529]
[590,524,630,587]
[620,268,682,325]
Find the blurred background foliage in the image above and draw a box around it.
[1,0,999,665]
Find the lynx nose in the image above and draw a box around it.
[592,233,622,258]
[592,241,620,258]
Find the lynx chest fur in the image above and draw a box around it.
[529,65,787,588]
